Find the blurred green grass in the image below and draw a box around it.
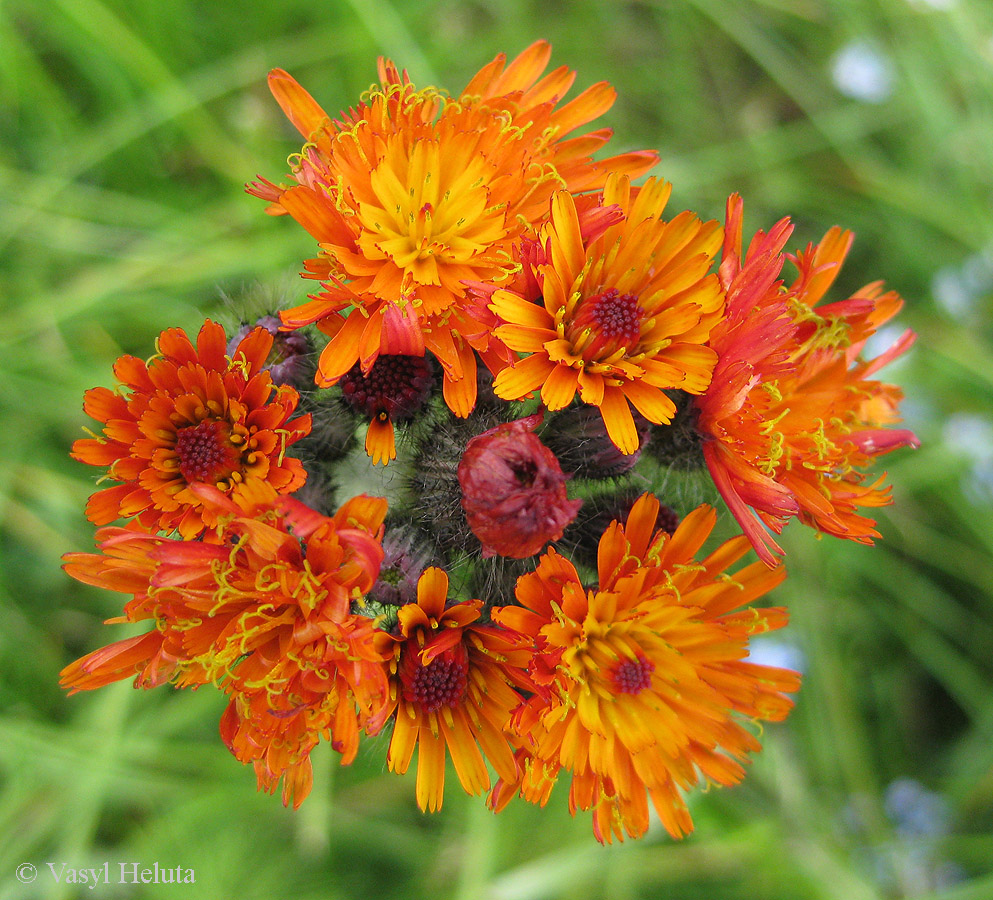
[2,0,993,898]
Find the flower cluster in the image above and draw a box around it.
[62,42,917,842]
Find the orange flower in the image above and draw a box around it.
[247,41,658,420]
[372,567,534,812]
[62,484,390,808]
[489,175,724,455]
[694,195,801,563]
[71,319,311,539]
[696,195,919,564]
[490,493,799,843]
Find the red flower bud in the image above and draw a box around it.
[457,413,582,559]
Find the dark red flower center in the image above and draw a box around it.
[174,420,235,483]
[611,655,655,695]
[403,654,469,713]
[340,354,435,422]
[590,289,641,342]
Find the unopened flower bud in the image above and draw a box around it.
[367,525,439,607]
[557,487,644,570]
[646,390,706,469]
[543,404,649,479]
[409,406,508,553]
[227,314,314,389]
[458,413,582,559]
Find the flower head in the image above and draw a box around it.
[458,412,582,558]
[490,493,799,842]
[62,484,389,807]
[72,320,312,539]
[247,41,658,418]
[372,567,534,812]
[339,353,436,464]
[695,196,919,564]
[490,175,724,455]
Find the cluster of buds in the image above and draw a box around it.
[63,42,917,843]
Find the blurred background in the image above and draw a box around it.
[2,0,992,897]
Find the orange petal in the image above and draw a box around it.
[281,297,337,328]
[494,323,553,353]
[388,704,418,775]
[550,81,616,135]
[156,326,197,365]
[460,51,508,98]
[60,631,163,693]
[72,438,125,467]
[233,326,274,375]
[83,484,136,524]
[379,302,425,357]
[315,313,366,385]
[439,710,489,797]
[489,290,553,330]
[358,311,388,375]
[365,415,396,466]
[268,68,331,141]
[414,723,447,813]
[549,191,586,281]
[416,567,449,619]
[622,493,661,560]
[195,319,228,371]
[330,493,389,535]
[540,364,579,410]
[278,185,354,245]
[81,386,128,423]
[620,380,676,426]
[442,347,477,418]
[719,193,744,289]
[492,354,555,400]
[577,370,605,405]
[798,226,854,307]
[112,354,153,392]
[498,40,552,94]
[598,386,638,455]
[661,504,717,567]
